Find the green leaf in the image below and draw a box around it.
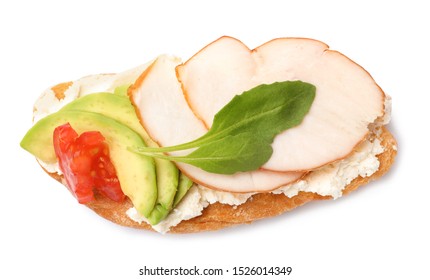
[135,132,272,174]
[207,81,316,140]
[133,81,316,174]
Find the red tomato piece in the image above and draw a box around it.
[53,123,125,203]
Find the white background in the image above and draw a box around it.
[1,0,429,279]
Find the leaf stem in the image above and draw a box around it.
[133,136,207,153]
[129,148,205,163]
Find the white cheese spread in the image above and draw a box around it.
[127,136,385,233]
[33,63,151,122]
[273,138,383,198]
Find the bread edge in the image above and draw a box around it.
[44,126,396,233]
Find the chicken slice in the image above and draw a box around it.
[177,36,385,171]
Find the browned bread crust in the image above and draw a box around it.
[46,127,396,233]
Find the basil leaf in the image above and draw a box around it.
[133,80,316,174]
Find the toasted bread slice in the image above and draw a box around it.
[32,49,396,233]
[45,126,396,233]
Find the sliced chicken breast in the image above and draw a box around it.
[177,36,385,171]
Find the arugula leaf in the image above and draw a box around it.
[133,81,316,174]
[207,81,316,141]
[136,132,273,174]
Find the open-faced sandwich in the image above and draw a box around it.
[21,36,397,233]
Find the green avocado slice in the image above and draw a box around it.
[173,173,194,207]
[59,92,181,224]
[60,93,155,146]
[20,110,157,218]
[113,84,130,96]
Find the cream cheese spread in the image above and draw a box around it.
[33,63,151,123]
[127,136,385,233]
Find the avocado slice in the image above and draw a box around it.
[113,84,130,96]
[146,159,179,225]
[173,172,194,207]
[20,110,157,218]
[60,93,155,146]
[59,92,181,224]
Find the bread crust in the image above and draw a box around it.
[36,64,396,233]
[45,127,396,233]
